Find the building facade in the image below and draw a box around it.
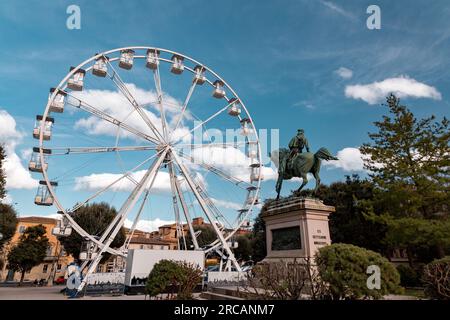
[0,216,73,283]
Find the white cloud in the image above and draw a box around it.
[210,198,242,210]
[74,170,173,193]
[21,148,33,160]
[293,101,315,109]
[124,218,175,232]
[1,194,13,205]
[189,146,277,182]
[324,147,365,172]
[72,84,192,142]
[320,1,357,21]
[345,75,442,104]
[335,67,353,79]
[0,109,38,190]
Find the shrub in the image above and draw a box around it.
[423,256,450,300]
[241,258,328,300]
[176,262,203,300]
[396,264,422,287]
[315,243,402,300]
[145,259,202,300]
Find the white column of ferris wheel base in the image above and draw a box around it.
[76,148,169,294]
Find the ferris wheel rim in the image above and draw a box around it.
[37,46,263,255]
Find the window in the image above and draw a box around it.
[46,245,53,256]
[57,264,62,271]
[18,225,26,233]
[43,264,48,273]
[140,245,144,249]
[271,227,302,251]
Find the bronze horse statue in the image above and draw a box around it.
[270,147,338,200]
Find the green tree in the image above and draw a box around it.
[361,94,449,218]
[145,259,202,300]
[59,202,125,262]
[249,208,266,262]
[184,224,217,249]
[300,175,387,254]
[315,243,402,300]
[360,94,450,263]
[0,145,6,201]
[7,225,49,285]
[0,203,18,247]
[233,234,251,261]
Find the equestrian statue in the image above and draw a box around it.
[270,129,338,200]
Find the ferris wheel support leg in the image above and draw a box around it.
[172,162,200,250]
[76,148,169,293]
[171,151,242,272]
[168,161,190,250]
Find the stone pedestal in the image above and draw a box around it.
[261,197,335,262]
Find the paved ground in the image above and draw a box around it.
[0,286,420,300]
[0,286,148,300]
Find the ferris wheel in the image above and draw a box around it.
[30,46,263,291]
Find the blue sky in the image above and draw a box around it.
[0,0,449,230]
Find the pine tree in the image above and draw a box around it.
[0,145,6,201]
[361,94,450,264]
[361,94,449,218]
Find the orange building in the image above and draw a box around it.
[0,216,73,284]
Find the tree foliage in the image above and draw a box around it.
[0,145,6,201]
[315,243,402,300]
[360,94,449,218]
[360,94,450,263]
[0,203,18,247]
[59,202,125,262]
[7,225,49,285]
[233,234,251,261]
[145,259,202,300]
[249,206,267,262]
[300,175,386,253]
[184,224,217,249]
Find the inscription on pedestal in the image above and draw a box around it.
[271,226,302,251]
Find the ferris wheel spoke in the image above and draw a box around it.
[124,185,151,249]
[79,147,169,292]
[171,151,241,270]
[176,152,252,190]
[104,58,165,142]
[50,145,157,155]
[153,63,170,140]
[172,79,198,135]
[94,148,167,247]
[70,149,165,213]
[65,92,159,144]
[174,141,248,149]
[175,100,235,143]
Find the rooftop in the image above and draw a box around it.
[19,216,58,224]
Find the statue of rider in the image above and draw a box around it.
[280,129,310,175]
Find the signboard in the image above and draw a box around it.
[124,249,205,287]
[84,272,125,296]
